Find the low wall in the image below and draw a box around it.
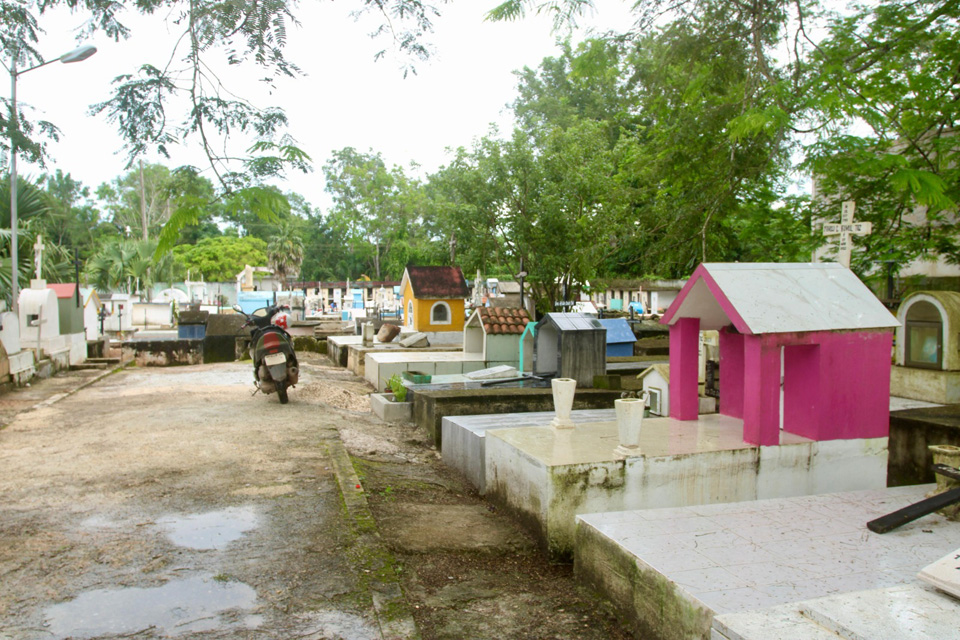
[413,387,624,448]
[122,339,203,366]
[9,350,35,384]
[890,365,960,404]
[293,336,327,354]
[889,405,960,486]
[132,302,173,327]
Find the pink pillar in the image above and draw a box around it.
[742,335,780,446]
[669,317,700,420]
[719,330,744,419]
[783,344,820,440]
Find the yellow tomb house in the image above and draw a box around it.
[400,266,470,344]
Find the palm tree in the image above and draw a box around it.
[86,240,140,293]
[0,175,52,306]
[267,222,304,290]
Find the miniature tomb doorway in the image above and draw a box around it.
[904,300,942,369]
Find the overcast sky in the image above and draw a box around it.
[14,1,636,211]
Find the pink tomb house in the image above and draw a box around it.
[661,263,899,446]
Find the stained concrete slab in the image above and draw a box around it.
[576,485,960,640]
[442,409,616,493]
[484,414,887,555]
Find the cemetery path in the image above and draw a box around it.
[0,356,630,640]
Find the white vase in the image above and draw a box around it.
[614,391,649,458]
[362,322,375,346]
[550,378,577,429]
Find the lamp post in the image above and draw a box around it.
[7,44,97,313]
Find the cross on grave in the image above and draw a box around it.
[822,200,873,268]
[33,234,44,281]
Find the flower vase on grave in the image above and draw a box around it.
[614,391,648,459]
[928,444,960,518]
[362,322,375,347]
[550,378,577,429]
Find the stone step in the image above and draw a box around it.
[70,362,110,371]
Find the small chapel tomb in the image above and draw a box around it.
[482,263,897,557]
[532,312,606,387]
[890,290,960,403]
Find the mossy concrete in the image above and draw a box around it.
[575,522,712,640]
[292,336,327,354]
[122,339,203,367]
[413,387,624,448]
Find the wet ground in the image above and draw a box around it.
[0,355,631,639]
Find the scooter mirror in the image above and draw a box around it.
[232,305,243,313]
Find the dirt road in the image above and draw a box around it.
[0,356,630,639]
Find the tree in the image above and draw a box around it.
[802,0,960,275]
[267,221,305,289]
[40,170,111,260]
[0,174,56,304]
[85,240,141,293]
[323,147,423,280]
[172,235,268,282]
[3,0,448,257]
[612,18,794,277]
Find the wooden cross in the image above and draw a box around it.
[33,235,44,281]
[822,200,872,268]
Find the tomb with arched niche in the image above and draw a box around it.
[891,290,960,403]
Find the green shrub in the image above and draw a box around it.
[387,374,407,402]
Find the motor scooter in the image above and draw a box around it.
[235,304,299,404]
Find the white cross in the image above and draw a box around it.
[822,201,873,268]
[33,235,44,281]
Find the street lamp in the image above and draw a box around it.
[7,44,97,313]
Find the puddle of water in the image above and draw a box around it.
[300,610,380,640]
[45,575,259,638]
[157,506,259,550]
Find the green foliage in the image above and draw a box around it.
[387,374,407,402]
[267,221,305,286]
[802,0,960,273]
[172,235,268,282]
[323,147,428,280]
[0,174,58,306]
[85,239,164,294]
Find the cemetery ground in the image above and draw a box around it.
[0,353,630,639]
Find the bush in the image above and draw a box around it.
[387,374,407,402]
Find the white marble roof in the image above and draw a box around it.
[663,263,899,334]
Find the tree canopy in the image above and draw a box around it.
[4,0,958,310]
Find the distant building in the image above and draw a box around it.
[400,266,470,343]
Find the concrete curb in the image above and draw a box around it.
[31,361,133,411]
[325,438,420,640]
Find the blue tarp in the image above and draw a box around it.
[598,318,636,357]
[237,291,275,314]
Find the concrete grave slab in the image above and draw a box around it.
[576,485,960,640]
[442,409,616,493]
[364,351,485,392]
[485,413,888,557]
[463,365,518,380]
[399,332,430,348]
[918,545,960,598]
[713,584,960,640]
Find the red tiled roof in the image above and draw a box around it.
[478,307,530,335]
[405,266,470,299]
[47,283,77,299]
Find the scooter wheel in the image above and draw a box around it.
[278,384,289,404]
